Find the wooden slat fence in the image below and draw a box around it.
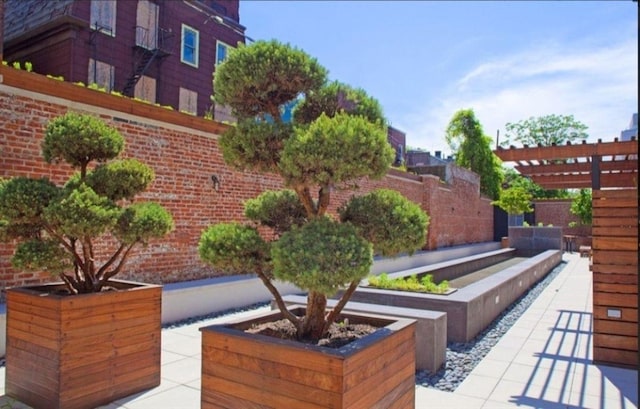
[592,189,638,367]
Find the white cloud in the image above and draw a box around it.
[398,38,638,156]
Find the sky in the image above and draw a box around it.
[239,1,638,156]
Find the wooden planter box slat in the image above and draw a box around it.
[6,280,161,409]
[203,366,341,408]
[201,307,415,409]
[202,346,342,391]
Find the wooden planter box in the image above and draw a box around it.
[200,307,416,409]
[5,280,162,409]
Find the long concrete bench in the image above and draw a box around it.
[279,294,446,374]
[384,247,517,283]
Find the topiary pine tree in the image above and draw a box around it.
[0,112,174,294]
[199,40,429,341]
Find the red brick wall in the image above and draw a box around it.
[0,70,494,295]
[534,199,592,246]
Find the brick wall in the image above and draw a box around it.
[0,67,494,295]
[534,199,592,246]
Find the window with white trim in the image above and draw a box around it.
[134,75,156,103]
[88,59,114,91]
[181,24,199,67]
[90,0,116,36]
[179,88,198,115]
[215,41,232,66]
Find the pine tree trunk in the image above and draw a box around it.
[303,291,328,340]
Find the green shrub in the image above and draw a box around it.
[0,113,174,294]
[368,273,449,294]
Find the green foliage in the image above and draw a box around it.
[271,217,372,295]
[502,168,569,199]
[570,189,592,225]
[12,239,73,274]
[219,120,293,174]
[213,40,327,119]
[199,223,270,274]
[25,62,33,72]
[115,203,174,245]
[86,159,155,201]
[491,186,533,215]
[368,273,449,294]
[200,40,428,340]
[42,112,124,173]
[294,81,386,125]
[339,189,428,257]
[445,109,503,199]
[0,113,173,294]
[0,177,59,226]
[44,184,121,239]
[244,190,307,235]
[280,112,393,187]
[503,114,588,147]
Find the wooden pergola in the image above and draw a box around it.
[495,138,638,368]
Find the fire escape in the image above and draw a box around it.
[122,26,173,97]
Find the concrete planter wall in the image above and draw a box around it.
[508,226,562,256]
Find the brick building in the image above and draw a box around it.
[2,0,245,118]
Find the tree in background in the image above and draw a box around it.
[491,185,533,226]
[503,168,570,199]
[503,114,588,147]
[570,188,592,225]
[445,109,503,199]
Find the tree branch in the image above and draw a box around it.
[100,242,136,285]
[317,185,331,216]
[254,268,302,334]
[323,280,360,332]
[96,243,127,281]
[294,185,317,217]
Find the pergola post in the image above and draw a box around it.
[591,155,601,189]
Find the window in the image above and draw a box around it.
[90,0,116,36]
[136,0,159,49]
[181,24,199,67]
[88,59,114,91]
[134,75,156,103]
[216,41,232,66]
[179,88,198,115]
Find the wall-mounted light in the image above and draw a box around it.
[211,175,220,191]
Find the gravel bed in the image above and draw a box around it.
[415,260,567,391]
[162,301,271,329]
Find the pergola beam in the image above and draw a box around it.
[515,159,639,176]
[495,140,638,162]
[531,172,638,189]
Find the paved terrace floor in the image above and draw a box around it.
[0,253,637,408]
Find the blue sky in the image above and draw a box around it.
[239,1,638,155]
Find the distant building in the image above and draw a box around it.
[620,113,638,141]
[2,0,246,117]
[387,126,406,167]
[406,149,451,167]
